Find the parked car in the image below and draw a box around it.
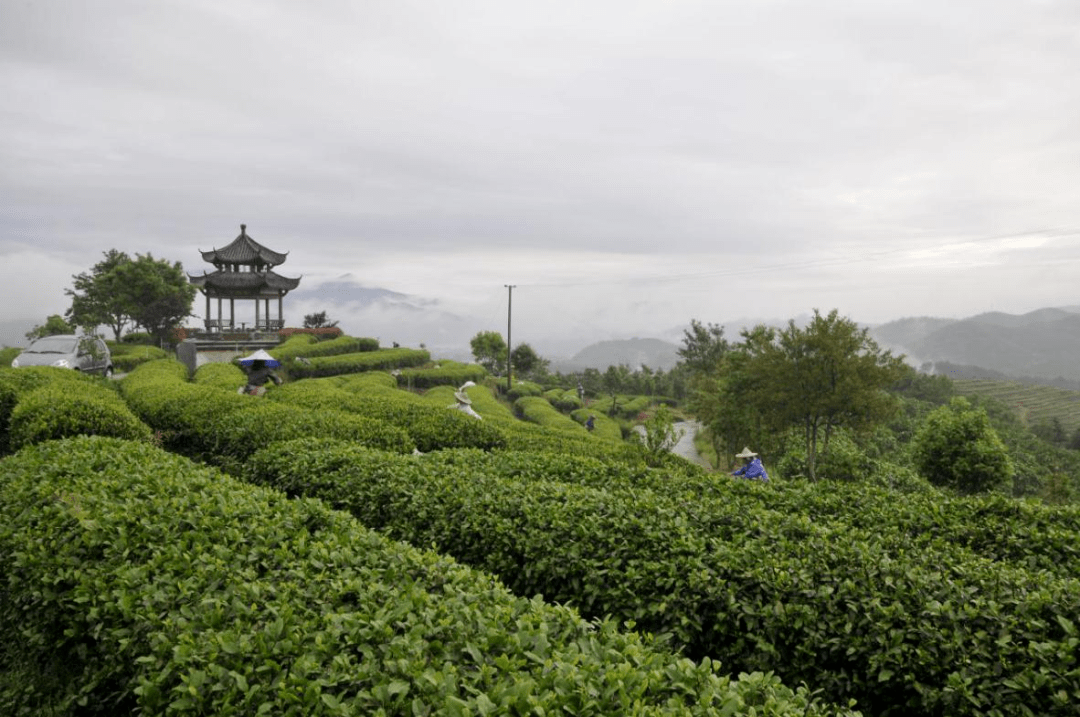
[11,334,114,376]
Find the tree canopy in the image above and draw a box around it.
[303,311,339,329]
[25,314,73,342]
[470,331,507,375]
[66,250,195,344]
[912,397,1014,494]
[689,309,907,480]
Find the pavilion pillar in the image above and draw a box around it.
[205,293,210,326]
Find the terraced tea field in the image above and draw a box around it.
[953,378,1080,433]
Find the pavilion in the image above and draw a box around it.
[188,224,301,332]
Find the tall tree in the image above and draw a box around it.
[303,311,339,328]
[66,249,133,340]
[118,254,196,346]
[510,343,548,379]
[677,319,728,374]
[67,250,195,345]
[25,314,74,341]
[470,330,507,374]
[698,310,906,480]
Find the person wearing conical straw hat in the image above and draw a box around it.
[448,389,483,420]
[238,350,283,396]
[732,447,769,482]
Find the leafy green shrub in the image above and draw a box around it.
[285,348,429,379]
[245,438,1080,717]
[0,347,19,367]
[545,388,583,411]
[270,334,379,363]
[192,361,247,391]
[119,331,154,344]
[8,383,153,450]
[0,436,855,717]
[0,367,114,454]
[506,380,544,400]
[912,397,1014,493]
[107,344,170,372]
[269,380,505,452]
[394,360,487,389]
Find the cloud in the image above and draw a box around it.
[3,0,1080,350]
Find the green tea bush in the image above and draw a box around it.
[544,388,583,411]
[394,360,487,390]
[0,367,116,454]
[506,380,544,400]
[270,380,505,452]
[119,359,413,467]
[515,395,586,432]
[107,344,170,373]
[0,347,20,367]
[0,436,857,717]
[245,438,1080,717]
[7,383,152,450]
[192,361,247,391]
[286,348,429,379]
[270,334,380,363]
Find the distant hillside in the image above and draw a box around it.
[552,338,681,372]
[870,307,1080,382]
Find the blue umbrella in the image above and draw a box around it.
[238,349,282,368]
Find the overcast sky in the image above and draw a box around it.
[3,0,1080,349]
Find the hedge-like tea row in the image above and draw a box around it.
[588,394,652,420]
[268,379,507,452]
[8,382,153,450]
[285,348,430,379]
[244,439,1080,717]
[270,334,380,363]
[119,360,414,468]
[394,360,488,390]
[0,367,122,454]
[107,344,171,372]
[0,436,860,717]
[727,478,1080,580]
[192,361,247,391]
[514,395,588,432]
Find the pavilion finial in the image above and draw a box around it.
[241,223,247,235]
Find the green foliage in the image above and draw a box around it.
[106,343,170,372]
[301,309,338,328]
[269,379,507,452]
[510,342,549,378]
[506,379,544,400]
[119,359,414,469]
[270,334,378,363]
[470,330,507,374]
[65,248,132,340]
[119,331,154,344]
[394,360,487,389]
[696,310,907,481]
[67,250,194,345]
[284,347,428,379]
[7,382,152,450]
[25,314,73,341]
[638,404,683,467]
[0,347,19,368]
[912,397,1015,494]
[677,318,728,373]
[192,361,247,391]
[0,436,852,717]
[243,438,1080,717]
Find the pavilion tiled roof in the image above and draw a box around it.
[188,269,301,294]
[200,224,289,267]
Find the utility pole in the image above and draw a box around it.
[505,284,515,392]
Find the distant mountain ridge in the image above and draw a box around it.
[869,307,1080,383]
[553,338,681,372]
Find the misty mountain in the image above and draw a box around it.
[869,307,1080,382]
[551,338,681,373]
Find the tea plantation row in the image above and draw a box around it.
[3,356,1080,716]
